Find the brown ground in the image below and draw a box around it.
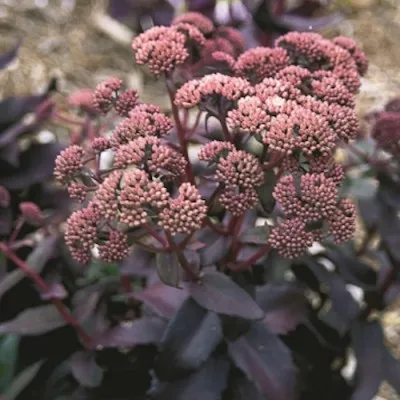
[0,0,399,398]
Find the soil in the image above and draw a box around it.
[0,0,399,398]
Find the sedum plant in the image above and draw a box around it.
[1,12,399,400]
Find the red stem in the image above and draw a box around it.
[217,103,233,142]
[229,214,244,261]
[0,242,92,347]
[8,217,25,245]
[165,78,195,184]
[185,110,203,139]
[53,112,85,126]
[120,275,132,294]
[143,223,168,247]
[229,243,271,271]
[165,232,200,281]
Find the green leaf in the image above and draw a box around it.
[2,360,44,400]
[0,335,19,391]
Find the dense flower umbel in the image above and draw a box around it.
[172,12,214,35]
[58,21,366,265]
[132,27,189,75]
[268,218,314,259]
[159,183,207,235]
[54,145,85,183]
[235,47,289,83]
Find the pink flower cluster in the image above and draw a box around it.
[57,18,367,267]
[132,12,246,77]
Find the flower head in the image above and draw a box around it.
[68,89,96,114]
[275,32,361,93]
[98,230,130,263]
[65,202,100,264]
[276,66,354,107]
[227,96,268,135]
[198,141,235,163]
[114,136,160,169]
[328,198,356,244]
[301,97,359,142]
[91,137,111,153]
[67,182,88,203]
[115,89,139,117]
[255,77,302,103]
[159,183,207,235]
[19,202,42,225]
[54,145,85,183]
[175,73,253,109]
[333,36,368,76]
[300,173,339,222]
[265,106,335,157]
[92,77,122,114]
[94,171,122,221]
[111,109,173,148]
[268,218,314,259]
[172,12,214,35]
[213,26,245,56]
[219,187,258,216]
[235,47,289,83]
[132,27,189,75]
[216,150,264,189]
[372,112,400,156]
[174,22,206,50]
[119,170,169,227]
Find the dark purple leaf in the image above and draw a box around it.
[0,236,57,299]
[0,93,48,129]
[0,40,20,70]
[187,270,264,320]
[256,170,277,215]
[228,321,297,400]
[132,283,188,319]
[107,0,136,19]
[94,317,166,348]
[154,355,230,400]
[277,13,342,31]
[0,206,12,235]
[156,252,181,288]
[72,278,120,322]
[325,248,377,288]
[351,320,385,400]
[0,142,64,190]
[155,298,222,380]
[0,141,19,166]
[256,283,307,334]
[384,349,400,393]
[0,304,66,335]
[376,201,400,262]
[308,259,359,327]
[119,246,154,277]
[70,351,103,388]
[226,374,264,400]
[198,230,232,266]
[240,225,269,245]
[375,251,400,305]
[40,283,68,300]
[377,171,400,209]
